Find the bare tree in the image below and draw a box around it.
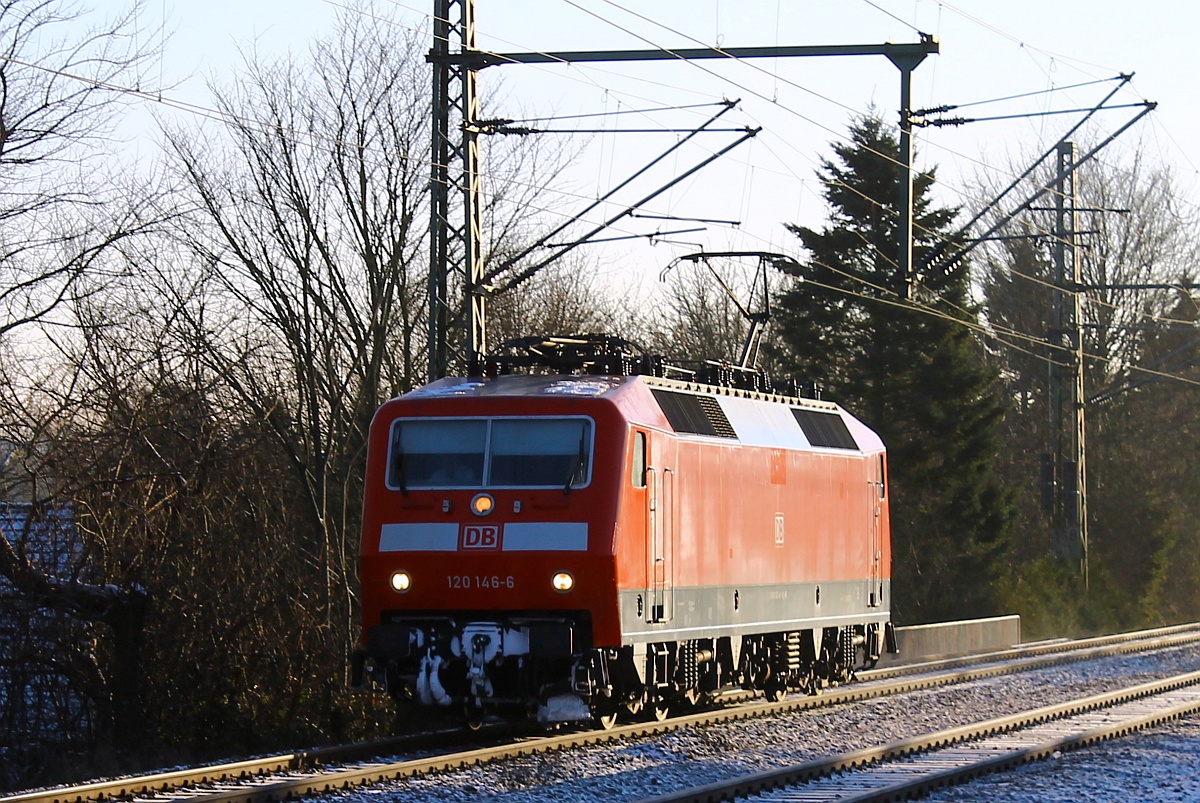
[164,5,582,677]
[0,1,174,782]
[1075,152,1200,379]
[163,10,433,665]
[975,144,1200,384]
[487,255,627,345]
[0,238,377,783]
[0,0,160,337]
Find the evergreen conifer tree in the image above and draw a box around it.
[773,116,1011,623]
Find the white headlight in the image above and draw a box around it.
[390,571,412,592]
[552,571,574,593]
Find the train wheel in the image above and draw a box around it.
[764,682,787,703]
[592,709,619,730]
[463,703,485,731]
[651,699,670,721]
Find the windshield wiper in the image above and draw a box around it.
[563,433,587,496]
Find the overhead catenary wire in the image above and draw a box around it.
[460,0,1006,296]
[10,2,1179,306]
[501,0,1166,307]
[367,0,1164,283]
[858,0,923,34]
[573,0,1156,223]
[55,1,1193,388]
[362,0,1200,384]
[785,251,1200,393]
[918,75,1133,115]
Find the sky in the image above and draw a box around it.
[120,0,1200,299]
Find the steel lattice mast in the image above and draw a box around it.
[428,0,484,380]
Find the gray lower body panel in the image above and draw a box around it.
[618,579,891,644]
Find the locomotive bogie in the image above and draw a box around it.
[356,374,896,726]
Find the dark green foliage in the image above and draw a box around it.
[975,231,1059,568]
[993,557,1136,641]
[773,116,1012,624]
[1086,288,1200,626]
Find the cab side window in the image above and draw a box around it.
[632,431,647,488]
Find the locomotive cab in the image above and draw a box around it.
[356,377,629,723]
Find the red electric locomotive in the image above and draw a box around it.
[354,346,896,727]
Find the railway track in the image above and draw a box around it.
[0,727,506,803]
[637,670,1200,803]
[7,622,1200,803]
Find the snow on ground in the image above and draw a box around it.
[325,644,1200,803]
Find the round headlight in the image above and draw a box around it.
[552,571,575,593]
[390,571,412,593]
[471,493,495,516]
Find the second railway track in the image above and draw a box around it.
[639,670,1200,803]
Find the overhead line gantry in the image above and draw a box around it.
[427,0,938,378]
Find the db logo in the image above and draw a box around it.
[461,524,501,550]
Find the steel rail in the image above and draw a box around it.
[6,622,1199,803]
[636,670,1200,803]
[0,727,504,803]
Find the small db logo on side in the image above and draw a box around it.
[461,525,500,549]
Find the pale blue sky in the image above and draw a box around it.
[127,1,1200,291]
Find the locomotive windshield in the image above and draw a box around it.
[388,417,592,490]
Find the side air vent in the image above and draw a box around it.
[652,390,738,439]
[792,408,858,450]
